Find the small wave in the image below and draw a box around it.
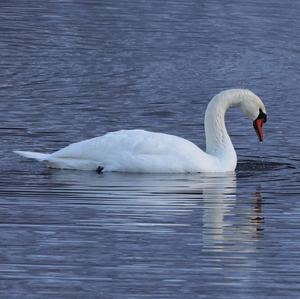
[237,159,295,172]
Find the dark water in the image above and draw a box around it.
[1,0,300,298]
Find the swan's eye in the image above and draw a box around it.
[257,108,267,123]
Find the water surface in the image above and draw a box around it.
[1,0,300,298]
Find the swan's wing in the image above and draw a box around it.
[52,129,201,157]
[50,129,213,172]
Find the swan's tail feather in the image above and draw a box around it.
[14,151,100,170]
[14,151,50,161]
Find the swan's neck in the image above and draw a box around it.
[204,90,243,162]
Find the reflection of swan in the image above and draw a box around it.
[251,186,265,234]
[14,89,267,173]
[46,170,263,250]
[202,173,236,249]
[47,170,237,234]
[202,180,266,252]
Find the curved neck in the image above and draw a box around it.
[204,90,243,158]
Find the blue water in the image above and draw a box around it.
[1,0,300,298]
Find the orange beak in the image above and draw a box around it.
[253,118,265,142]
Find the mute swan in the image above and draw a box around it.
[14,89,267,173]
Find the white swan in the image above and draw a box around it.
[14,89,267,173]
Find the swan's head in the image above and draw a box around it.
[239,90,267,142]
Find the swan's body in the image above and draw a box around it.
[15,89,267,173]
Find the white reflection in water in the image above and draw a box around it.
[202,173,236,251]
[201,175,265,254]
[46,170,263,252]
